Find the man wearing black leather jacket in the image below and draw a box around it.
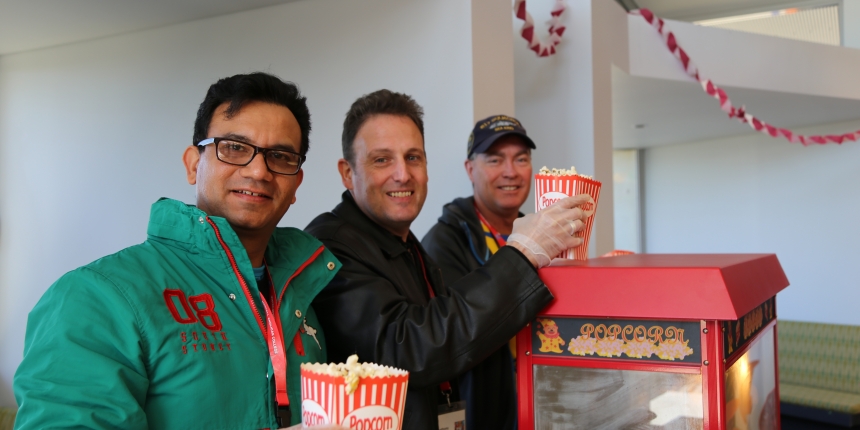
[305,90,589,430]
[421,115,536,430]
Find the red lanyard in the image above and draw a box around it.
[474,206,507,247]
[208,219,290,408]
[257,247,323,410]
[412,243,436,299]
[259,277,289,407]
[208,217,327,416]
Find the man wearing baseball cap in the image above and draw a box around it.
[422,114,537,429]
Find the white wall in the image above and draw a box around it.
[612,149,642,252]
[514,0,628,256]
[643,118,860,325]
[0,0,478,407]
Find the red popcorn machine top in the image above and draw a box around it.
[517,254,789,430]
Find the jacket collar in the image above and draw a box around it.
[441,196,482,232]
[438,196,526,264]
[438,196,488,262]
[145,198,337,295]
[146,197,224,254]
[332,191,414,259]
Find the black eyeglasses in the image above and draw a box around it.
[197,137,305,175]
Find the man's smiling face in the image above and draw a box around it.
[466,135,532,218]
[339,114,427,239]
[184,100,304,236]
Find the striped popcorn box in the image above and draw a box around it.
[535,173,601,260]
[301,362,409,429]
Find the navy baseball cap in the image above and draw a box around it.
[467,115,536,158]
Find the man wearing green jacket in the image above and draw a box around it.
[13,72,341,429]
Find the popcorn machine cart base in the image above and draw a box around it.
[517,254,789,430]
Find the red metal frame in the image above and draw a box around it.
[700,319,724,429]
[517,254,788,430]
[517,326,534,429]
[518,320,782,429]
[773,298,782,429]
[518,321,704,429]
[715,320,727,430]
[529,355,702,373]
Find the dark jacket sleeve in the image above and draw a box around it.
[312,227,553,389]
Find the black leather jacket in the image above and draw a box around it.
[305,192,552,430]
[422,196,520,430]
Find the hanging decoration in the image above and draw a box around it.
[514,0,567,57]
[632,8,860,145]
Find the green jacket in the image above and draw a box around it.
[14,198,341,429]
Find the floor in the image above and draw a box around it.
[782,414,853,429]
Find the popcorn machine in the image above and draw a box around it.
[517,254,789,430]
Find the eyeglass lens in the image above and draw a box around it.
[216,140,301,174]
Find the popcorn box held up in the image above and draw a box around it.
[535,173,601,260]
[301,365,409,430]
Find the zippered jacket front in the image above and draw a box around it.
[421,196,520,430]
[13,198,341,429]
[306,191,553,430]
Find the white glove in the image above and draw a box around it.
[507,194,590,268]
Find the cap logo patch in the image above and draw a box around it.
[488,120,517,132]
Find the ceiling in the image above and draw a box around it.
[1,0,838,56]
[4,0,857,149]
[0,0,301,55]
[696,4,841,46]
[612,67,860,149]
[632,0,837,21]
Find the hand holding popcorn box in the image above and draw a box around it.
[535,166,601,260]
[301,355,409,429]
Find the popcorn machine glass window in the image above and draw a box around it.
[724,325,777,430]
[533,366,703,429]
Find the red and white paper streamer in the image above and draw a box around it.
[514,0,567,57]
[633,8,860,146]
